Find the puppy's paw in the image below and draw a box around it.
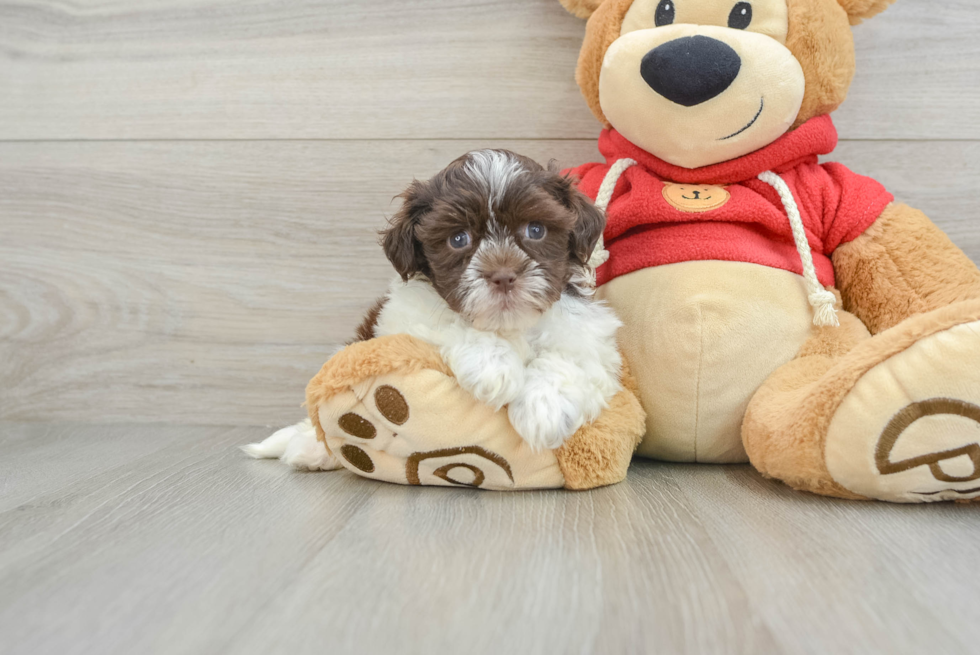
[452,347,525,410]
[508,381,583,452]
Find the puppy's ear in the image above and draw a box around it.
[381,180,431,280]
[544,172,607,265]
[568,187,607,265]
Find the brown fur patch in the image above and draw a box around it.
[832,203,980,335]
[353,297,386,343]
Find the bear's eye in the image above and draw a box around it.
[728,2,752,29]
[655,0,675,26]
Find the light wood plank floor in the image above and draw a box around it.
[1,422,978,655]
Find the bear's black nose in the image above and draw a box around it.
[640,36,741,107]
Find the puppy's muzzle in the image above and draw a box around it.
[640,35,742,107]
[489,269,517,294]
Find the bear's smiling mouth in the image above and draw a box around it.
[719,97,765,141]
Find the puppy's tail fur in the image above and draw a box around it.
[241,419,311,459]
[242,419,342,471]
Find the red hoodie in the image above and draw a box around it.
[564,115,894,287]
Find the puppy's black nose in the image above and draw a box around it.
[640,36,741,107]
[490,270,517,293]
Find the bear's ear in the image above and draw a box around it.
[836,0,896,24]
[559,0,605,20]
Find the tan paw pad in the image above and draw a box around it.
[316,374,565,490]
[826,320,980,502]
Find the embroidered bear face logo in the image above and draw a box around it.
[662,182,731,212]
[560,0,896,169]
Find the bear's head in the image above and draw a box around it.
[559,0,895,168]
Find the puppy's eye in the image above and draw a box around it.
[448,231,471,250]
[523,222,546,240]
[655,0,675,26]
[728,2,752,29]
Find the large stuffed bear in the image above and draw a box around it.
[558,0,980,502]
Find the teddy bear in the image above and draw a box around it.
[557,0,980,502]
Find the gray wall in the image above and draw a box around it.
[2,0,978,427]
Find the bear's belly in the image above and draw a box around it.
[598,261,817,463]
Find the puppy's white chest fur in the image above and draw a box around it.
[375,277,623,450]
[377,278,533,362]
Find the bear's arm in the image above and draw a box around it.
[832,202,980,335]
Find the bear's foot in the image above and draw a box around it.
[304,334,645,491]
[744,300,980,503]
[318,378,563,490]
[824,315,980,503]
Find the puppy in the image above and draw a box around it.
[244,150,622,469]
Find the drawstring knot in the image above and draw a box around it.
[808,289,840,327]
[758,170,840,328]
[587,158,637,283]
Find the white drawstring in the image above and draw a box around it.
[758,171,840,327]
[588,162,837,327]
[588,158,637,273]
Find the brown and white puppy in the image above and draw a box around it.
[362,149,605,336]
[365,149,624,451]
[245,150,624,466]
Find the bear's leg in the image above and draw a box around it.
[743,299,980,502]
[833,203,980,334]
